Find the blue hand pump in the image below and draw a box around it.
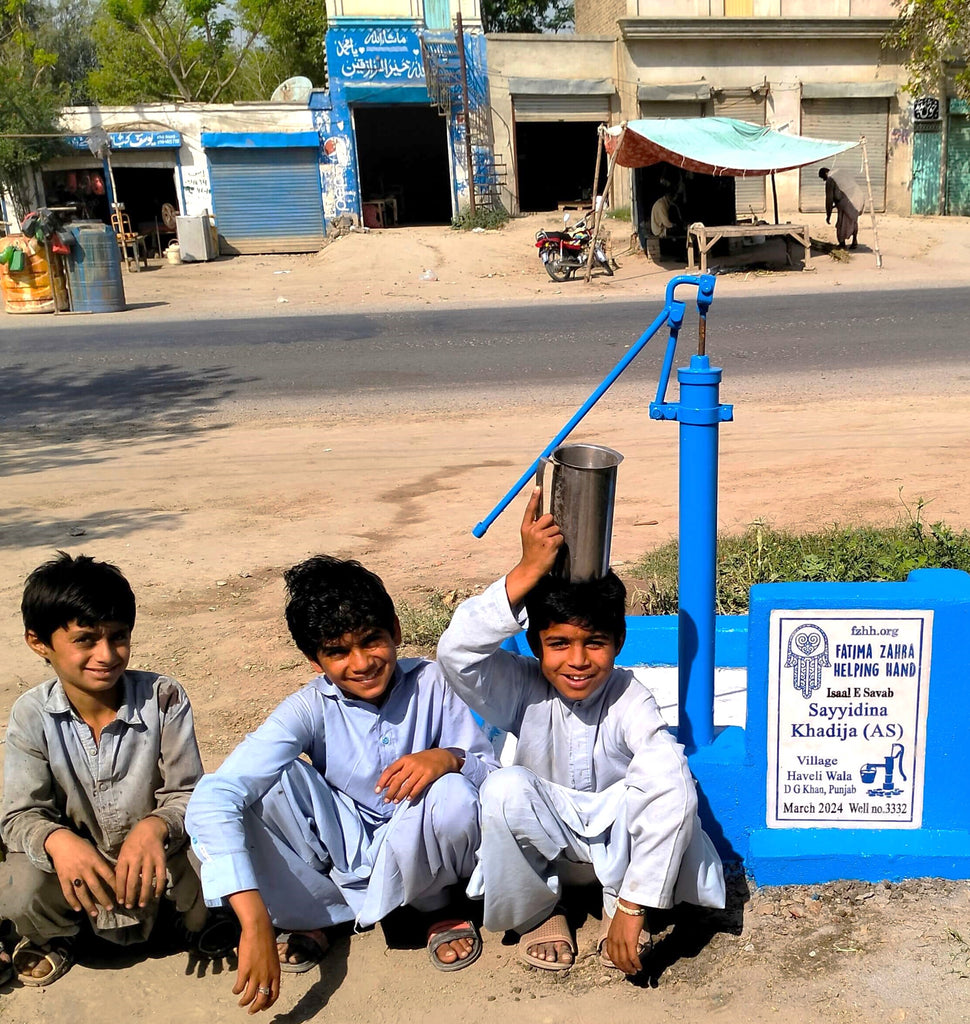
[471,273,731,752]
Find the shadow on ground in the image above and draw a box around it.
[0,506,181,551]
[0,362,255,476]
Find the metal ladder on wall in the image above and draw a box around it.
[420,29,505,212]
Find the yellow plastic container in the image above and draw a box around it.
[0,234,69,314]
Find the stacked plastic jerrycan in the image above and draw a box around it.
[0,231,69,314]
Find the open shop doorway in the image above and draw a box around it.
[353,105,452,225]
[514,121,606,212]
[112,166,181,255]
[634,161,735,260]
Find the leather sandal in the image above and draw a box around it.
[12,935,74,987]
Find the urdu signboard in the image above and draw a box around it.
[766,609,932,829]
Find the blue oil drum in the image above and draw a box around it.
[66,221,126,313]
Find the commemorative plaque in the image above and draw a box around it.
[767,610,932,829]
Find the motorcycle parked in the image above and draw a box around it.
[535,212,613,282]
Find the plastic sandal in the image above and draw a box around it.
[517,909,576,971]
[597,911,652,970]
[194,914,241,958]
[277,930,329,973]
[426,919,483,972]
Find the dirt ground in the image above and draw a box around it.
[2,211,970,1022]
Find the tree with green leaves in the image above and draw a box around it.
[1,0,69,219]
[885,0,970,212]
[87,0,327,104]
[480,0,574,34]
[0,80,66,219]
[885,0,970,101]
[36,0,99,103]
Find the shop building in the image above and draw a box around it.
[488,1,937,225]
[28,2,498,255]
[486,35,616,213]
[320,1,498,226]
[48,103,325,254]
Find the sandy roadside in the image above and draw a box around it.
[2,210,966,325]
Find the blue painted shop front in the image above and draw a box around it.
[313,21,488,225]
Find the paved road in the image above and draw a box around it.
[1,287,965,418]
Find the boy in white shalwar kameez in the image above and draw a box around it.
[186,556,498,1014]
[437,490,725,975]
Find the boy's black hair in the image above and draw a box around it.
[284,555,397,660]
[22,551,136,643]
[524,570,627,656]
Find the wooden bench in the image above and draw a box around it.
[686,221,813,273]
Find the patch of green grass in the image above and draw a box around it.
[946,926,970,978]
[451,206,510,231]
[629,499,970,615]
[607,206,632,222]
[396,590,465,652]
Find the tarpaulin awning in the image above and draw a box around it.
[604,117,857,177]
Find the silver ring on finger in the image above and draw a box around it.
[258,986,272,996]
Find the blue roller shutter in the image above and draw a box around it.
[206,147,325,254]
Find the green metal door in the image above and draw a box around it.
[424,0,450,28]
[946,101,970,216]
[911,121,941,215]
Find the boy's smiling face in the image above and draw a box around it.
[310,620,401,705]
[537,620,618,702]
[26,619,131,702]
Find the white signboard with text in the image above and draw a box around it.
[767,610,932,829]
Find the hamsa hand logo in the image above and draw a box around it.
[785,623,830,698]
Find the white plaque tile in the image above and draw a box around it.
[767,610,932,829]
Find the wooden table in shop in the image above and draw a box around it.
[686,221,813,272]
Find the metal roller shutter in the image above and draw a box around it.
[714,93,766,213]
[206,148,325,254]
[638,100,707,119]
[513,94,611,123]
[799,98,888,212]
[946,109,970,216]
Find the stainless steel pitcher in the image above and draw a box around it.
[536,442,624,582]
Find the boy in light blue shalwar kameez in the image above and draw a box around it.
[186,556,498,1014]
[437,490,725,976]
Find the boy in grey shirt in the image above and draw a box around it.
[0,553,205,986]
[437,490,725,974]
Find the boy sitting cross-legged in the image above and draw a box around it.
[437,490,726,974]
[186,555,499,1014]
[0,552,207,986]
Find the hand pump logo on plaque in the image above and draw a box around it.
[767,610,932,828]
